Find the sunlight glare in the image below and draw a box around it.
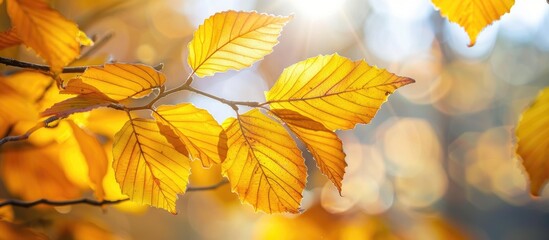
[293,0,346,19]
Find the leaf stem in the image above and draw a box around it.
[0,57,163,74]
[0,180,229,208]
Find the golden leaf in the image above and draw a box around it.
[432,0,514,46]
[41,93,115,118]
[270,109,346,193]
[516,87,549,196]
[113,118,191,213]
[0,28,21,50]
[6,0,93,73]
[153,103,227,168]
[265,54,414,131]
[68,121,108,201]
[62,63,166,101]
[188,11,291,77]
[222,109,306,213]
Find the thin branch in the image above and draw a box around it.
[0,180,229,208]
[0,57,164,74]
[184,86,260,111]
[0,117,58,146]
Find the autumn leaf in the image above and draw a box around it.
[516,87,549,196]
[41,93,115,118]
[222,109,306,213]
[0,28,21,50]
[62,63,166,101]
[0,221,48,240]
[265,54,414,131]
[6,0,93,73]
[113,118,191,213]
[153,103,227,168]
[270,109,346,194]
[68,121,108,201]
[431,0,515,46]
[188,11,291,77]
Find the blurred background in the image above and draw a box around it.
[1,0,549,239]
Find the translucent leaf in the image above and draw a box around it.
[41,93,114,118]
[62,63,166,101]
[68,121,108,201]
[6,0,93,73]
[0,28,21,50]
[188,11,291,77]
[516,87,549,196]
[270,109,346,194]
[265,54,414,131]
[153,103,227,168]
[432,0,514,46]
[113,118,191,213]
[222,109,306,213]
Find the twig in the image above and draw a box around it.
[184,86,260,111]
[0,57,164,74]
[79,32,114,59]
[0,180,229,208]
[0,117,58,146]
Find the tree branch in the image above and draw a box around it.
[0,180,229,208]
[0,57,164,74]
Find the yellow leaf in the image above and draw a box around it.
[0,144,81,200]
[431,0,514,46]
[265,54,414,131]
[113,118,191,213]
[153,103,228,168]
[62,63,166,101]
[188,11,291,77]
[6,0,91,73]
[0,28,21,50]
[1,71,53,102]
[222,109,306,213]
[270,109,346,194]
[69,121,108,201]
[516,87,549,196]
[41,93,115,118]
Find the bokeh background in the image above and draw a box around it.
[1,0,549,239]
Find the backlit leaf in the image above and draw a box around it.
[41,93,115,118]
[113,118,191,213]
[62,63,166,101]
[153,103,227,168]
[222,109,306,213]
[516,87,549,196]
[188,11,291,77]
[432,0,514,46]
[0,28,21,50]
[270,109,346,194]
[69,121,108,201]
[6,0,93,73]
[265,54,414,131]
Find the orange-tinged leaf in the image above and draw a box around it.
[516,87,549,196]
[41,93,115,118]
[62,63,166,101]
[432,0,514,46]
[188,11,291,77]
[0,28,21,50]
[270,109,346,194]
[222,109,306,213]
[153,103,227,168]
[113,118,191,213]
[6,0,92,73]
[265,54,414,131]
[0,221,48,240]
[69,121,108,201]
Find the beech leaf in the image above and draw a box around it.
[432,0,515,46]
[188,11,291,77]
[6,0,93,73]
[270,109,346,194]
[62,63,166,101]
[41,93,115,118]
[222,109,307,213]
[113,118,191,214]
[516,87,549,196]
[153,104,228,168]
[265,54,414,131]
